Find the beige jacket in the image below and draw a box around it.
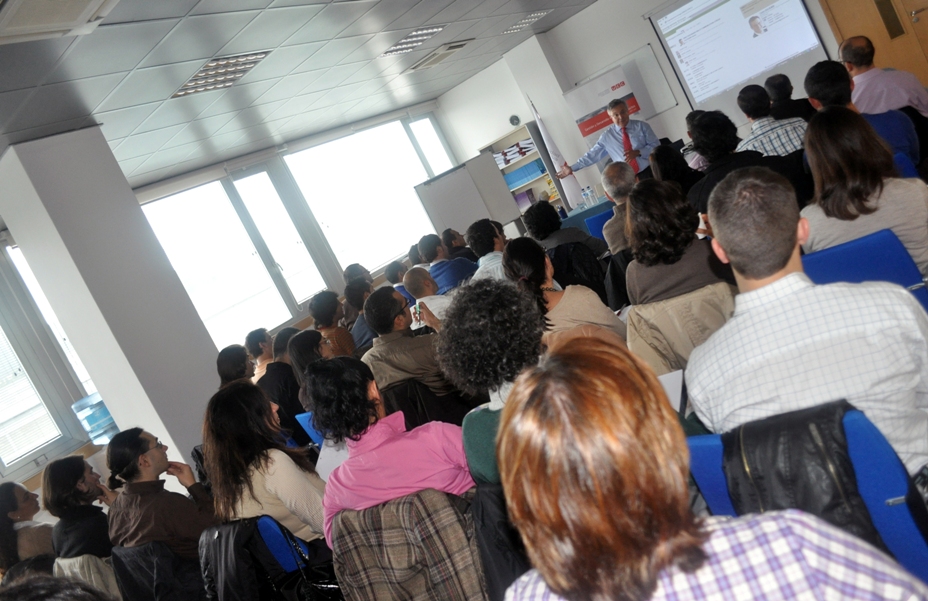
[627,282,737,376]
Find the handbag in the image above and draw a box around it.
[276,527,343,601]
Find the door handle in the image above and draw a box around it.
[911,7,928,16]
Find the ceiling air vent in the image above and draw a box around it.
[408,40,473,72]
[0,0,121,46]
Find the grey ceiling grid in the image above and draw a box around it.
[0,0,597,189]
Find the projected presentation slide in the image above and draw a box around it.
[657,0,820,104]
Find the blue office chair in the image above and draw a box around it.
[801,228,928,313]
[256,516,311,573]
[295,412,325,446]
[688,410,928,584]
[584,209,613,242]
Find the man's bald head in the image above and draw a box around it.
[403,267,438,299]
[840,36,874,69]
[601,162,636,202]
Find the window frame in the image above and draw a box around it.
[0,239,90,481]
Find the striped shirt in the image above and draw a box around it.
[506,510,928,601]
[736,116,807,156]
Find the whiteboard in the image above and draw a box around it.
[414,152,520,234]
[572,44,678,121]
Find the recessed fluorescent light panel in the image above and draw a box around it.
[172,51,271,98]
[380,26,445,57]
[502,11,551,34]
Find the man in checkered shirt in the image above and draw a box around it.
[686,166,928,480]
[735,85,807,156]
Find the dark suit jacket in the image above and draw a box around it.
[770,98,816,122]
[257,362,311,446]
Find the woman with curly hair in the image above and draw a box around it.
[203,381,326,546]
[802,106,928,276]
[501,339,928,601]
[0,483,52,574]
[308,290,355,357]
[503,237,626,339]
[299,357,474,546]
[625,179,734,305]
[436,279,545,483]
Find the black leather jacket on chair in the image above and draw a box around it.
[721,399,888,553]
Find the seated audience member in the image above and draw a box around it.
[340,264,372,330]
[244,328,273,382]
[682,110,709,171]
[0,576,119,601]
[804,60,919,169]
[42,457,116,559]
[0,483,52,573]
[301,358,475,547]
[309,291,355,357]
[625,180,734,305]
[802,106,928,276]
[288,330,333,388]
[384,260,414,303]
[361,287,454,395]
[216,344,254,388]
[600,161,637,255]
[650,145,705,196]
[408,243,429,271]
[344,278,377,350]
[522,201,607,257]
[256,326,311,447]
[765,73,817,122]
[686,111,808,214]
[0,554,55,588]
[107,428,217,561]
[500,339,928,601]
[418,234,476,294]
[687,167,928,478]
[842,35,928,118]
[441,228,478,262]
[465,219,507,282]
[204,381,326,546]
[436,280,545,484]
[735,84,807,156]
[503,237,626,340]
[402,267,455,329]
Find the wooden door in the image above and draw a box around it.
[818,0,928,83]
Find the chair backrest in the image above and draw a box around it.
[111,542,205,601]
[294,412,325,447]
[584,210,613,242]
[801,228,928,312]
[686,434,736,517]
[843,410,928,584]
[255,516,311,574]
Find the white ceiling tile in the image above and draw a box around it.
[219,5,326,56]
[338,0,421,37]
[162,112,239,148]
[338,32,408,64]
[7,73,128,132]
[96,60,205,113]
[103,0,199,25]
[302,62,366,93]
[113,124,188,160]
[237,42,327,83]
[140,12,260,68]
[0,89,31,131]
[85,102,162,140]
[301,35,375,70]
[284,2,377,46]
[462,0,511,19]
[133,89,229,133]
[195,79,282,117]
[0,37,75,93]
[191,0,274,15]
[4,117,89,145]
[386,0,456,31]
[253,69,329,103]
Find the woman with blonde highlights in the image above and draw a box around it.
[499,339,928,601]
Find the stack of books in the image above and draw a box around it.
[493,138,536,167]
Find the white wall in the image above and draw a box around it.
[436,0,840,178]
[434,59,531,163]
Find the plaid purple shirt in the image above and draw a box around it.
[505,510,928,601]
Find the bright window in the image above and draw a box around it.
[143,181,291,349]
[284,121,435,270]
[410,118,454,175]
[233,172,326,304]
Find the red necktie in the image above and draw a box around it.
[622,127,639,173]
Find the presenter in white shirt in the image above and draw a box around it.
[556,99,660,180]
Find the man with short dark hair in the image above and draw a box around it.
[804,60,919,169]
[841,35,928,118]
[465,219,507,282]
[556,99,660,179]
[764,74,816,122]
[523,202,607,257]
[344,277,377,350]
[599,162,636,255]
[417,233,476,294]
[361,287,454,395]
[441,228,478,262]
[256,327,311,446]
[244,328,273,383]
[384,260,414,303]
[735,84,806,156]
[686,166,928,477]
